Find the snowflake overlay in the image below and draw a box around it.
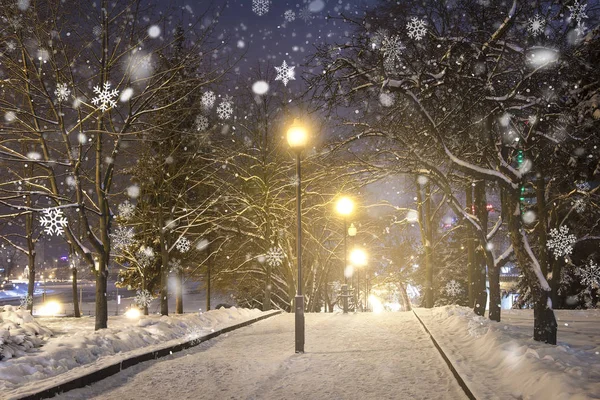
[284,10,296,22]
[380,35,405,72]
[19,294,33,309]
[40,208,68,236]
[298,7,312,23]
[573,198,586,213]
[274,60,295,86]
[576,260,600,289]
[169,258,183,274]
[118,200,135,220]
[110,225,136,253]
[568,1,588,36]
[576,181,591,192]
[445,280,462,297]
[265,247,284,267]
[195,115,209,132]
[546,225,577,260]
[55,83,71,102]
[406,17,427,40]
[135,289,154,308]
[201,91,216,110]
[216,100,233,120]
[252,0,270,16]
[91,82,119,111]
[527,14,546,37]
[136,245,155,268]
[175,237,191,253]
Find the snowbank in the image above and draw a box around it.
[415,306,600,400]
[0,306,53,360]
[0,307,263,392]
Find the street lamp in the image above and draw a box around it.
[350,248,367,311]
[287,119,308,354]
[335,196,354,313]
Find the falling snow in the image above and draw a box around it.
[527,14,546,37]
[54,83,71,102]
[118,200,135,220]
[445,280,462,297]
[274,60,295,86]
[175,237,191,253]
[406,17,427,40]
[39,208,68,236]
[380,35,405,72]
[201,91,216,110]
[216,100,233,120]
[195,115,209,132]
[252,0,270,16]
[110,225,136,253]
[134,289,154,308]
[265,247,284,267]
[19,294,33,309]
[284,9,295,22]
[576,260,600,289]
[91,82,119,112]
[546,225,577,260]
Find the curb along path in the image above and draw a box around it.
[11,310,282,400]
[412,310,477,400]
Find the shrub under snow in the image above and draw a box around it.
[0,306,53,360]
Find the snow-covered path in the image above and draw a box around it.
[55,312,468,400]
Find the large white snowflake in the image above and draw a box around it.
[527,14,546,37]
[19,294,33,309]
[573,198,586,213]
[195,115,209,132]
[275,60,295,86]
[110,225,136,253]
[265,247,284,267]
[135,289,154,308]
[568,0,588,23]
[546,225,577,260]
[40,208,68,236]
[91,82,119,111]
[55,83,71,102]
[406,17,427,40]
[201,91,216,110]
[252,0,270,16]
[576,260,600,289]
[576,181,591,192]
[118,200,135,220]
[284,9,296,22]
[216,100,233,120]
[169,258,183,273]
[175,236,191,253]
[380,35,405,72]
[298,6,312,23]
[136,245,155,267]
[574,21,587,36]
[445,280,462,297]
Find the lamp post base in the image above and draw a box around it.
[295,295,305,353]
[342,284,348,314]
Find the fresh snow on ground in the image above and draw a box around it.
[415,306,600,400]
[1,306,265,399]
[52,312,468,400]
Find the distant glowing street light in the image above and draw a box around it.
[350,248,368,311]
[287,118,309,354]
[347,223,357,237]
[335,196,355,314]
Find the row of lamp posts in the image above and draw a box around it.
[286,120,370,354]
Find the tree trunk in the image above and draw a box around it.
[205,257,211,311]
[466,184,475,307]
[398,282,412,311]
[72,267,80,318]
[416,176,434,308]
[175,270,183,314]
[507,194,557,344]
[473,180,488,317]
[158,198,169,316]
[95,254,109,330]
[263,262,272,311]
[26,251,35,314]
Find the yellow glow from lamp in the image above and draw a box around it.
[125,308,141,319]
[349,248,367,267]
[286,119,309,150]
[336,196,354,216]
[347,223,357,237]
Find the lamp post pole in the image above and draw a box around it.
[294,151,304,353]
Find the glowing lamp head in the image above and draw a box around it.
[347,223,357,237]
[125,308,141,319]
[350,248,367,267]
[336,196,354,216]
[286,119,309,150]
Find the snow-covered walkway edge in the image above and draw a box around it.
[1,307,277,400]
[414,307,600,400]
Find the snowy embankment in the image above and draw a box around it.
[415,306,600,400]
[0,306,266,396]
